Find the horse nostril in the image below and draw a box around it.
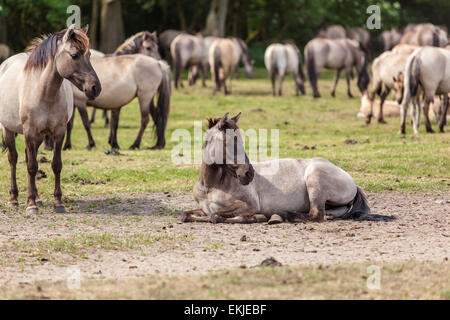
[245,171,252,178]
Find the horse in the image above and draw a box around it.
[316,24,346,39]
[187,36,219,87]
[397,46,450,134]
[378,28,402,51]
[400,23,447,47]
[209,38,240,95]
[346,27,372,60]
[179,113,375,224]
[264,42,305,96]
[304,38,370,98]
[0,25,101,214]
[64,53,171,151]
[366,51,409,124]
[90,49,105,58]
[159,29,184,61]
[392,43,419,55]
[0,43,11,63]
[88,31,161,126]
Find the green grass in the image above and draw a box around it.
[0,68,449,206]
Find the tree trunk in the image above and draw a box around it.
[0,15,6,43]
[90,0,100,49]
[204,0,228,37]
[217,0,229,37]
[205,0,218,36]
[100,0,125,54]
[175,0,187,30]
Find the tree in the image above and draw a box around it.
[100,0,125,53]
[205,0,229,36]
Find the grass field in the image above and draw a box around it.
[0,68,448,299]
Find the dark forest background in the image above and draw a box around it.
[1,0,448,65]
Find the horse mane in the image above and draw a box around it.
[24,29,89,71]
[114,31,156,55]
[206,117,239,130]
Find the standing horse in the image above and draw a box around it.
[304,38,370,98]
[159,29,184,61]
[187,36,219,87]
[64,54,171,151]
[0,25,101,214]
[209,38,240,95]
[346,27,372,60]
[378,28,402,51]
[180,113,373,224]
[171,33,205,89]
[400,23,447,47]
[366,51,409,124]
[392,43,419,55]
[264,42,305,96]
[89,31,161,126]
[316,24,346,39]
[398,47,450,134]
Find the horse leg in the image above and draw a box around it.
[306,183,326,222]
[270,70,276,96]
[24,132,40,214]
[3,128,18,207]
[345,68,353,98]
[103,110,109,128]
[77,105,96,150]
[129,94,151,150]
[52,127,66,213]
[90,108,96,124]
[180,209,210,223]
[331,69,341,97]
[399,99,409,134]
[378,88,390,124]
[410,100,419,134]
[278,72,284,96]
[63,112,74,150]
[201,63,208,88]
[211,200,257,224]
[439,94,449,132]
[109,109,121,150]
[422,98,435,133]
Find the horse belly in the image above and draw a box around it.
[90,81,137,109]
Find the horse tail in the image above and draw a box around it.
[407,55,421,97]
[432,28,440,47]
[213,45,222,91]
[0,123,5,153]
[154,61,171,149]
[174,42,182,89]
[305,46,319,97]
[342,186,371,219]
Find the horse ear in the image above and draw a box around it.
[81,24,89,34]
[231,112,241,123]
[152,31,157,39]
[63,24,76,43]
[218,113,229,130]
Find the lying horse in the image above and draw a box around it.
[0,25,101,214]
[399,46,450,134]
[180,113,373,224]
[304,38,370,98]
[264,42,305,96]
[209,38,240,95]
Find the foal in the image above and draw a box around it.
[0,25,100,213]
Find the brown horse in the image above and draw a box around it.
[304,38,370,98]
[180,113,377,224]
[0,25,100,214]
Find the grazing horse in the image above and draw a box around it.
[346,27,372,60]
[316,24,346,39]
[180,113,374,224]
[0,25,101,214]
[264,42,305,96]
[400,23,447,47]
[398,47,450,134]
[366,51,409,124]
[0,43,11,63]
[171,33,205,89]
[209,38,240,95]
[379,28,402,51]
[89,31,161,126]
[304,38,370,98]
[64,54,171,151]
[187,36,219,87]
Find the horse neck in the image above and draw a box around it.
[200,162,234,189]
[31,59,64,100]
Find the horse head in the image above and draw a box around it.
[139,31,160,59]
[204,112,254,185]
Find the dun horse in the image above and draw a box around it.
[304,38,370,98]
[398,46,450,134]
[378,28,402,51]
[0,25,101,214]
[230,37,254,78]
[171,33,205,89]
[209,38,240,95]
[180,113,375,224]
[264,42,305,96]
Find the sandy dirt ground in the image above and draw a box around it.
[0,191,448,287]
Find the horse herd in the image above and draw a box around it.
[0,22,447,223]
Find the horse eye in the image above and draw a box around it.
[71,53,79,59]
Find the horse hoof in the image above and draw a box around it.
[378,119,387,124]
[54,205,66,214]
[7,201,18,208]
[268,214,283,225]
[36,200,44,207]
[129,145,139,150]
[210,214,224,224]
[63,145,72,151]
[255,214,268,223]
[148,145,164,150]
[26,206,39,214]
